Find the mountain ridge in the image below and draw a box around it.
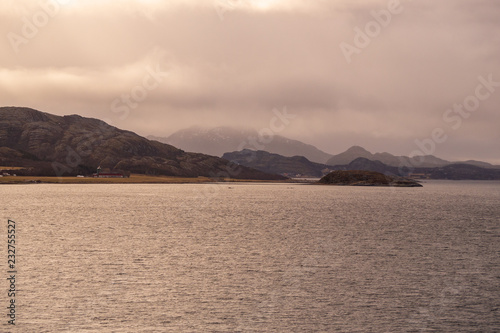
[0,107,286,180]
[149,126,334,164]
[223,149,331,178]
[151,127,498,169]
[327,146,451,168]
[222,148,500,180]
[327,145,499,169]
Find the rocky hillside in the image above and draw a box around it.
[223,149,331,178]
[426,164,500,180]
[0,107,286,180]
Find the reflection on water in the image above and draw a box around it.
[1,181,499,332]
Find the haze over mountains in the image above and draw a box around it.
[223,149,331,178]
[0,107,284,180]
[325,146,498,169]
[2,1,499,168]
[148,127,334,164]
[223,151,500,180]
[327,146,447,169]
[152,126,499,169]
[2,107,498,180]
[330,157,500,180]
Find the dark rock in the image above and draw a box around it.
[318,170,423,187]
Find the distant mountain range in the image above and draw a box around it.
[0,107,285,180]
[326,145,449,168]
[151,127,498,169]
[331,158,500,180]
[223,149,500,180]
[148,126,334,164]
[326,145,498,169]
[4,108,496,181]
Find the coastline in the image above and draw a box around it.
[3,175,497,186]
[0,174,293,185]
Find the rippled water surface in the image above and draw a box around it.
[1,181,500,332]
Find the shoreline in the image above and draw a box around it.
[0,174,296,185]
[2,175,496,186]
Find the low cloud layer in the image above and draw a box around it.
[1,0,499,163]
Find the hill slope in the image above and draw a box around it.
[223,149,331,177]
[0,107,286,180]
[149,126,334,164]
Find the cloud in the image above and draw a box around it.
[0,0,499,163]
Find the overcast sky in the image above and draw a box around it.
[1,0,499,163]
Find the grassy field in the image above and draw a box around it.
[0,174,289,184]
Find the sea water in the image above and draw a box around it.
[1,181,499,332]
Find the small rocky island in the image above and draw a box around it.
[318,170,423,187]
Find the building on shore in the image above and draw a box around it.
[92,166,124,178]
[92,173,124,178]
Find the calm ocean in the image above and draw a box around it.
[1,181,499,332]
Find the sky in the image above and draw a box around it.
[1,0,499,163]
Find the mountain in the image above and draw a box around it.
[149,126,334,164]
[457,160,498,169]
[426,164,500,180]
[0,107,286,180]
[331,157,402,175]
[331,157,500,180]
[325,146,497,169]
[326,146,374,165]
[222,149,331,178]
[221,148,500,180]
